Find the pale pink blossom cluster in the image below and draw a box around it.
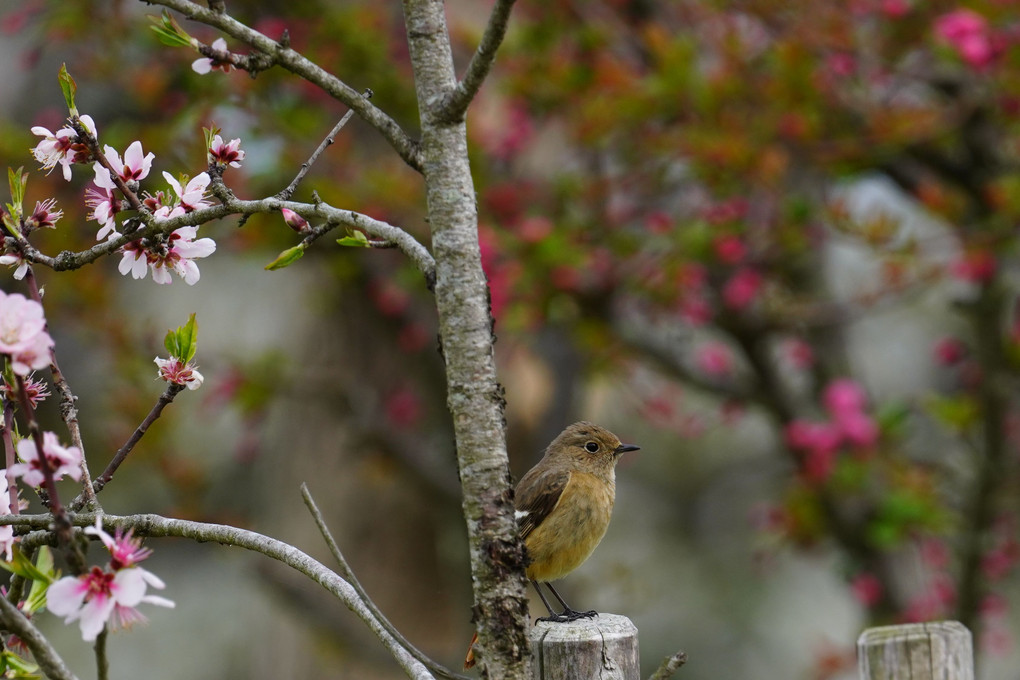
[785,378,880,482]
[28,112,240,287]
[112,168,218,285]
[46,518,174,642]
[0,290,54,376]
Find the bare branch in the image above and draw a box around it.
[301,484,470,680]
[147,0,423,172]
[94,629,110,680]
[22,267,98,510]
[70,383,186,511]
[441,0,518,122]
[0,595,81,680]
[277,89,374,202]
[3,512,436,680]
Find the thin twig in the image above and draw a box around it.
[646,651,687,680]
[2,402,18,513]
[441,0,518,122]
[94,628,109,680]
[277,89,374,202]
[300,484,470,680]
[70,383,185,510]
[0,595,81,680]
[3,512,437,680]
[22,267,98,510]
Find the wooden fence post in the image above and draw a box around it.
[530,613,639,680]
[857,621,974,680]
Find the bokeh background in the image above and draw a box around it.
[2,1,1020,679]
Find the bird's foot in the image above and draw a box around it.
[537,608,598,623]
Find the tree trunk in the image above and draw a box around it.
[400,1,532,678]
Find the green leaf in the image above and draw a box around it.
[57,64,77,116]
[203,125,221,162]
[148,10,194,48]
[24,547,54,615]
[876,401,911,434]
[265,244,306,270]
[0,545,53,585]
[7,167,26,217]
[164,313,199,362]
[0,649,40,677]
[336,230,370,248]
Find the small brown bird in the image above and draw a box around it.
[464,421,639,669]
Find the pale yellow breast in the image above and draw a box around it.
[524,471,616,582]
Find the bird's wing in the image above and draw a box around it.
[515,468,570,541]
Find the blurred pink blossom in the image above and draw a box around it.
[823,378,868,417]
[695,341,733,377]
[722,267,762,310]
[850,573,883,608]
[933,337,966,365]
[935,9,997,69]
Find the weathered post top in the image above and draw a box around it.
[857,621,973,680]
[530,613,639,680]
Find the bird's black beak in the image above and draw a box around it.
[614,443,640,456]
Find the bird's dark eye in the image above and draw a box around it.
[584,441,599,453]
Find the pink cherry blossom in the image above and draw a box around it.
[86,518,153,569]
[24,198,62,231]
[162,171,212,212]
[46,565,173,642]
[1,372,50,409]
[104,141,154,183]
[10,431,82,488]
[87,165,120,240]
[118,241,150,281]
[118,227,216,286]
[0,290,48,354]
[154,356,204,390]
[29,115,97,181]
[9,330,54,376]
[0,253,29,281]
[158,227,217,285]
[208,135,245,168]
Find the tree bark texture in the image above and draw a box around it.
[401,1,532,678]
